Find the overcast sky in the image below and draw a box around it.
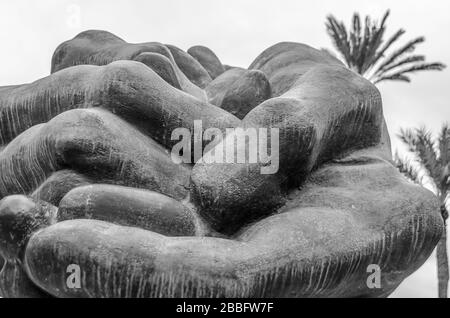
[1,0,449,297]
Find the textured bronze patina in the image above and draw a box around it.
[0,30,443,298]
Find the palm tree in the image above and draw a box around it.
[326,9,448,298]
[325,10,446,84]
[395,125,450,298]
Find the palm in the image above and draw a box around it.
[395,126,450,298]
[325,10,445,84]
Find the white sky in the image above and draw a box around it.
[0,0,449,297]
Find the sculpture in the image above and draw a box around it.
[0,30,443,298]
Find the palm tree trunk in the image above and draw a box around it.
[437,220,449,298]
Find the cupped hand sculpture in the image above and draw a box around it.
[0,30,443,298]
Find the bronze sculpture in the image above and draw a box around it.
[0,30,443,297]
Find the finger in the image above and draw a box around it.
[188,45,226,79]
[220,70,271,119]
[0,195,55,297]
[205,67,246,105]
[0,108,191,200]
[22,144,442,297]
[166,44,212,88]
[52,30,210,100]
[58,184,203,236]
[248,42,344,95]
[192,43,382,232]
[31,170,92,206]
[133,52,182,89]
[133,51,207,101]
[0,60,239,147]
[51,30,125,73]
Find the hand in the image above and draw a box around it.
[0,31,443,298]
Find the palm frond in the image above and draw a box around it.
[350,13,362,60]
[373,73,411,84]
[326,15,352,66]
[438,124,450,192]
[368,28,405,72]
[326,12,387,73]
[398,127,441,187]
[374,62,446,84]
[374,37,425,73]
[372,55,425,76]
[359,10,390,74]
[439,124,450,166]
[394,151,422,184]
[325,10,446,84]
[355,16,372,72]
